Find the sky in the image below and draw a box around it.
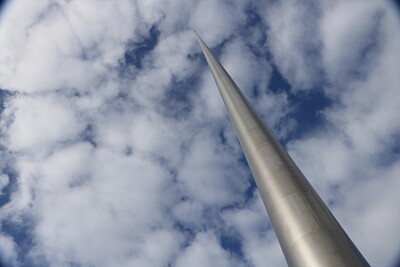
[0,0,399,266]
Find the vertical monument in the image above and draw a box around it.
[195,31,370,267]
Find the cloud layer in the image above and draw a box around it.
[0,0,399,266]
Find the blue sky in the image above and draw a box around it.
[0,0,399,266]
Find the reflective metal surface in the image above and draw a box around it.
[195,31,370,267]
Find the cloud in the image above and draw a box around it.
[175,231,240,267]
[190,0,239,47]
[261,0,324,90]
[177,129,249,206]
[0,0,399,266]
[0,234,18,266]
[0,95,84,153]
[222,193,286,267]
[26,144,182,267]
[320,1,384,85]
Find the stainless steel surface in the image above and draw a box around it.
[195,31,370,267]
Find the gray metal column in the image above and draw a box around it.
[195,31,370,267]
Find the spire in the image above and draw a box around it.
[195,31,370,267]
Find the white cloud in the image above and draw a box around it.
[175,231,239,267]
[321,1,384,85]
[26,144,182,266]
[190,0,239,47]
[0,0,137,93]
[0,234,18,266]
[0,95,84,153]
[177,129,249,206]
[0,0,399,266]
[222,193,285,267]
[262,0,324,90]
[336,162,400,266]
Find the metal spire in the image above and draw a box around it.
[194,31,370,267]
